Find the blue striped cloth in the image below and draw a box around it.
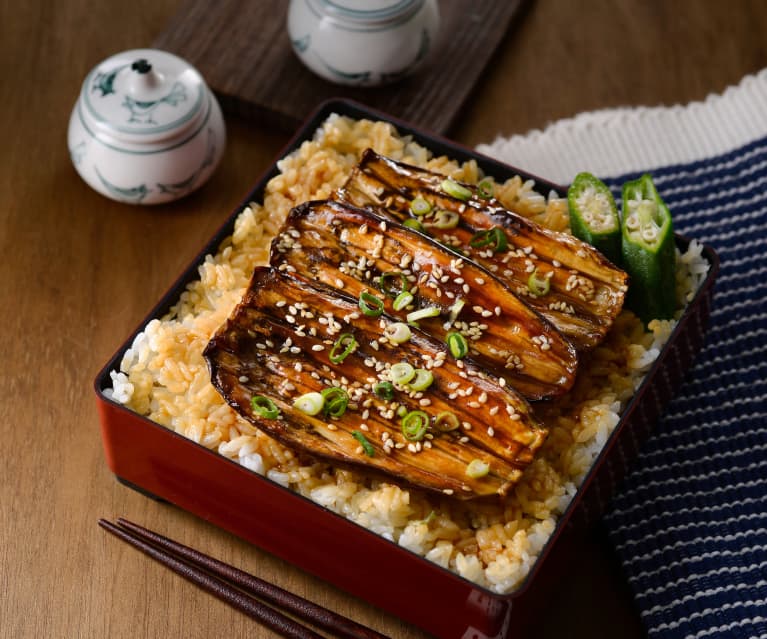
[602,136,767,639]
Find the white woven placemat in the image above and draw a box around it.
[477,68,767,184]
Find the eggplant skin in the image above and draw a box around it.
[204,267,548,499]
[270,199,578,400]
[337,149,629,351]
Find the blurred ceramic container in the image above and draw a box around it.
[287,0,440,86]
[68,49,226,205]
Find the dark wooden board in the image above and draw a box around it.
[153,0,530,134]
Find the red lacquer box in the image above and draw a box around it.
[94,99,719,638]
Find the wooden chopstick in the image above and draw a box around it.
[99,518,389,639]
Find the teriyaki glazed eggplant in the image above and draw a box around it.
[338,149,629,351]
[271,199,578,400]
[204,150,630,499]
[204,267,548,499]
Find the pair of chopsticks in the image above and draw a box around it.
[99,518,389,639]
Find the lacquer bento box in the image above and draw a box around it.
[94,99,718,638]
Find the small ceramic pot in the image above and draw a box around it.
[68,49,226,205]
[287,0,440,87]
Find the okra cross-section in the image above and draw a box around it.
[621,174,677,324]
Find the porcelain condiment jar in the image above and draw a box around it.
[287,0,440,86]
[68,49,226,205]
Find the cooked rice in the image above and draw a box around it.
[106,114,708,594]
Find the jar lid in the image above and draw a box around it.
[78,48,207,144]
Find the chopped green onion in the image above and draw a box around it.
[410,196,432,216]
[434,411,460,432]
[396,405,408,417]
[390,362,416,385]
[446,332,468,359]
[403,218,425,232]
[426,209,460,230]
[469,227,508,253]
[358,291,384,317]
[447,298,465,323]
[477,178,494,199]
[401,410,429,441]
[384,322,412,344]
[251,395,280,419]
[466,459,490,479]
[373,381,394,401]
[527,268,551,297]
[378,271,408,298]
[293,392,324,416]
[406,306,441,323]
[407,368,434,392]
[441,178,472,201]
[393,290,414,311]
[321,387,349,418]
[352,431,375,457]
[329,333,358,364]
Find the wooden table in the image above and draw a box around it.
[2,1,765,637]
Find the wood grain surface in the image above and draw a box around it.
[2,1,766,638]
[153,0,530,134]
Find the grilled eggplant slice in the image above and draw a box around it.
[271,199,578,400]
[204,267,548,499]
[337,149,629,351]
